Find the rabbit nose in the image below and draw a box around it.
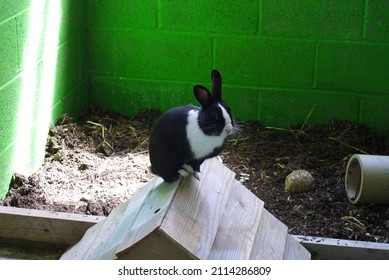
[225,123,233,135]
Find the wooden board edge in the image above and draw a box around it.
[0,206,105,224]
[249,209,288,260]
[0,206,105,246]
[293,235,389,260]
[116,227,196,260]
[282,235,311,260]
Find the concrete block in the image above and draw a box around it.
[90,77,207,115]
[160,0,258,34]
[261,0,364,40]
[51,80,88,123]
[88,0,157,29]
[59,0,87,43]
[259,89,360,128]
[90,77,162,116]
[366,1,389,42]
[223,86,260,121]
[360,95,389,134]
[17,10,43,70]
[53,35,84,98]
[0,144,16,198]
[0,19,18,84]
[0,77,21,151]
[0,0,30,22]
[159,82,198,112]
[316,42,389,94]
[116,31,212,82]
[87,28,117,75]
[215,37,315,88]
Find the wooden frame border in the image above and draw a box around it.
[1,206,389,259]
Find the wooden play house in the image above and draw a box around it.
[2,158,389,259]
[61,158,310,260]
[1,1,389,261]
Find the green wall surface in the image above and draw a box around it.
[1,0,389,197]
[0,0,87,197]
[88,0,389,133]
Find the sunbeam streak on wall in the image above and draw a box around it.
[14,0,61,175]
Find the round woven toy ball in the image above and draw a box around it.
[285,170,314,193]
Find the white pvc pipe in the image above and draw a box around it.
[345,154,389,204]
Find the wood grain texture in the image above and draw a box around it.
[115,178,180,258]
[294,235,389,260]
[62,177,180,259]
[0,206,104,246]
[61,199,131,259]
[117,230,194,260]
[208,180,264,259]
[249,209,288,260]
[60,158,312,260]
[160,158,236,259]
[283,234,311,260]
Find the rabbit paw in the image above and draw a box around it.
[178,164,200,180]
[178,164,192,177]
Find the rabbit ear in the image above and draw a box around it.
[194,85,213,107]
[211,69,222,100]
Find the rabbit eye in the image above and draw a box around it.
[211,112,218,120]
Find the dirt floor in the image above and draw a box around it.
[1,107,389,243]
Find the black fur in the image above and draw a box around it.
[149,105,199,182]
[148,69,233,183]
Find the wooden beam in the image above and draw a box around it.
[294,235,389,260]
[0,206,105,246]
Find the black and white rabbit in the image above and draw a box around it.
[149,69,234,183]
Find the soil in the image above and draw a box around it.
[1,107,389,243]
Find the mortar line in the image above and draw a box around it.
[257,91,262,121]
[157,0,162,29]
[87,26,389,45]
[113,29,118,75]
[91,74,388,97]
[362,0,369,40]
[212,37,216,69]
[358,97,364,123]
[311,41,319,89]
[257,0,262,35]
[0,8,30,26]
[0,73,22,92]
[14,14,22,71]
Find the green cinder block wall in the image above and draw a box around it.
[0,0,88,197]
[88,0,389,133]
[1,0,389,198]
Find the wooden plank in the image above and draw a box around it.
[0,239,64,260]
[61,199,131,259]
[282,235,311,260]
[294,235,389,260]
[160,158,235,259]
[98,178,174,259]
[0,206,104,246]
[117,229,195,260]
[62,177,180,259]
[115,178,180,258]
[208,180,264,259]
[62,178,158,259]
[249,209,288,259]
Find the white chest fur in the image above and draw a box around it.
[186,109,226,159]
